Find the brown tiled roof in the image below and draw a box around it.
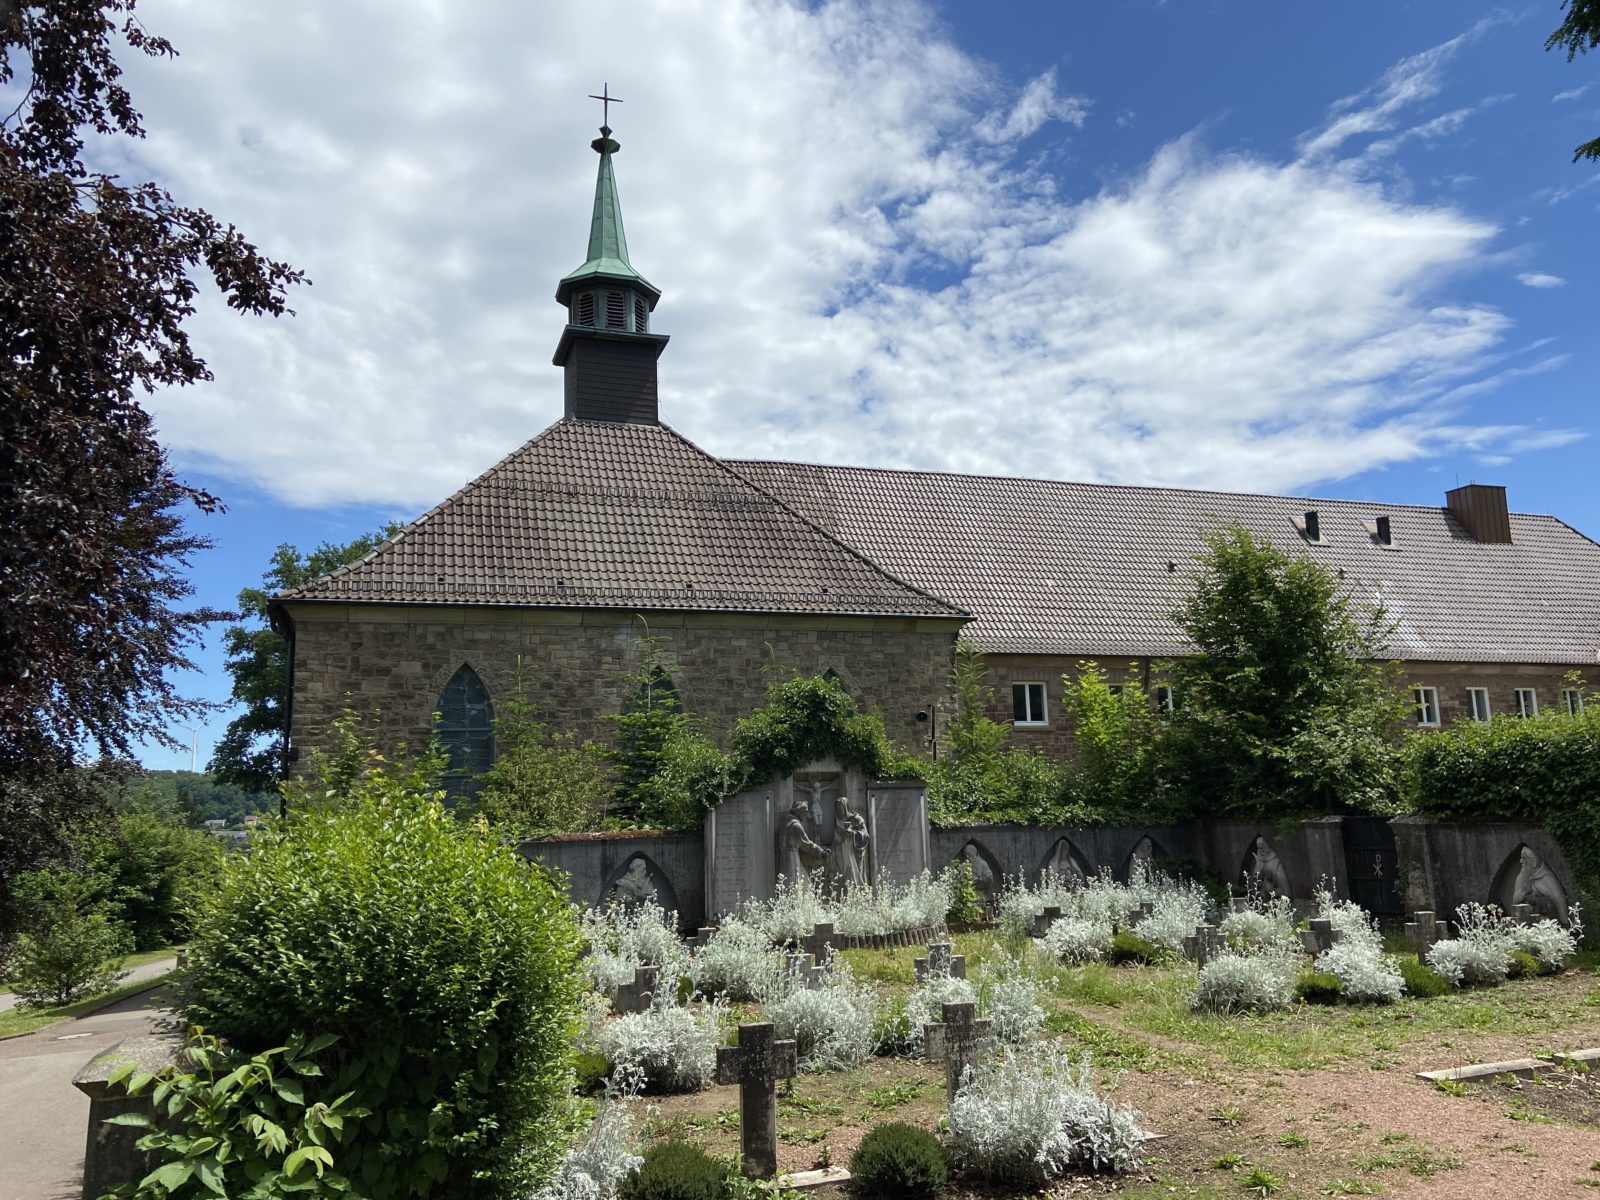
[726,460,1600,665]
[279,420,966,619]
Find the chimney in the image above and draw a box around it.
[1446,484,1512,544]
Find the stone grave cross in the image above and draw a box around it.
[1403,911,1448,951]
[612,964,658,1015]
[716,1022,798,1179]
[915,941,967,981]
[1029,905,1063,939]
[923,1000,992,1102]
[784,952,827,989]
[802,922,836,964]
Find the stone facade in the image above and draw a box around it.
[283,602,959,765]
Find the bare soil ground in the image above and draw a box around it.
[642,936,1600,1198]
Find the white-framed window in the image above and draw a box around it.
[1106,684,1125,697]
[1012,682,1048,726]
[1563,688,1585,716]
[1413,686,1440,728]
[1515,688,1539,718]
[1154,685,1177,712]
[1466,687,1491,723]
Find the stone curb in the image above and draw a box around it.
[1416,1045,1600,1084]
[778,1166,850,1190]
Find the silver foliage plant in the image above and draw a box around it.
[689,918,777,1001]
[895,970,978,1056]
[594,996,724,1092]
[762,960,876,1072]
[1192,950,1296,1013]
[977,952,1047,1045]
[1041,916,1113,965]
[527,1070,644,1200]
[1425,902,1517,986]
[1219,895,1298,955]
[748,871,951,943]
[1311,884,1402,1003]
[945,1045,1147,1181]
[579,900,688,996]
[1131,877,1210,954]
[1510,905,1583,972]
[1000,864,1208,951]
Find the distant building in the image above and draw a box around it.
[274,122,1600,794]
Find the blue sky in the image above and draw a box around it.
[110,0,1598,771]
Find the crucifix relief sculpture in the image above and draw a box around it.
[776,779,871,888]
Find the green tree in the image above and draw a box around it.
[210,530,399,792]
[1060,661,1161,820]
[473,675,614,836]
[947,639,1009,764]
[1163,525,1407,817]
[1,1,302,779]
[1548,0,1600,162]
[606,635,692,819]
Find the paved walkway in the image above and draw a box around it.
[0,957,178,1013]
[0,985,173,1200]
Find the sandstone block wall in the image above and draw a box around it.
[283,603,960,764]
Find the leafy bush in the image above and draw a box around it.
[943,859,984,928]
[1425,903,1515,987]
[1107,931,1164,966]
[1507,949,1542,980]
[1397,957,1449,998]
[618,1141,729,1200]
[580,900,690,997]
[8,870,128,1007]
[1220,896,1296,955]
[1132,884,1210,954]
[729,674,903,788]
[1295,971,1343,1005]
[977,953,1046,1045]
[86,805,224,950]
[1192,951,1296,1013]
[849,1122,948,1200]
[100,1030,369,1199]
[180,732,584,1198]
[1042,917,1113,965]
[1059,661,1161,822]
[596,999,724,1092]
[764,965,876,1072]
[946,1045,1146,1180]
[689,920,777,1002]
[532,1074,644,1200]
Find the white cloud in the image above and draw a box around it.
[110,1,1567,509]
[1518,271,1567,288]
[1553,83,1594,102]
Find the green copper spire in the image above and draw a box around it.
[556,125,659,304]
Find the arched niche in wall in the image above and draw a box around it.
[1038,837,1091,887]
[602,852,680,918]
[948,839,1003,897]
[1490,843,1569,923]
[1120,835,1171,883]
[1241,835,1293,898]
[435,664,494,802]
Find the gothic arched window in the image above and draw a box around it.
[436,665,494,800]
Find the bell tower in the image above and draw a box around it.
[553,93,669,424]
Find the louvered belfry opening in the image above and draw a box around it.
[553,121,669,424]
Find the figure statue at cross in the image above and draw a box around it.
[716,1022,798,1178]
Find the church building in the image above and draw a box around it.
[274,121,1600,789]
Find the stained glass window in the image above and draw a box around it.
[436,665,493,800]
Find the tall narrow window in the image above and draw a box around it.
[1466,687,1491,723]
[1012,682,1047,726]
[1514,688,1539,718]
[1154,685,1177,712]
[436,665,494,800]
[1563,688,1584,716]
[1413,686,1440,728]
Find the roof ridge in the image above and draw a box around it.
[655,422,969,618]
[726,456,1567,520]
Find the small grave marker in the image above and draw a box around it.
[613,964,658,1015]
[1511,903,1535,925]
[1183,923,1226,964]
[914,942,967,981]
[1299,917,1336,956]
[803,922,836,964]
[1029,905,1063,938]
[716,1022,798,1179]
[1404,911,1442,951]
[923,1000,993,1102]
[784,952,826,989]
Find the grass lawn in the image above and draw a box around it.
[0,950,180,1040]
[640,931,1600,1196]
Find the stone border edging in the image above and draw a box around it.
[1416,1046,1600,1084]
[813,922,948,951]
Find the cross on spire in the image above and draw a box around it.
[588,83,623,132]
